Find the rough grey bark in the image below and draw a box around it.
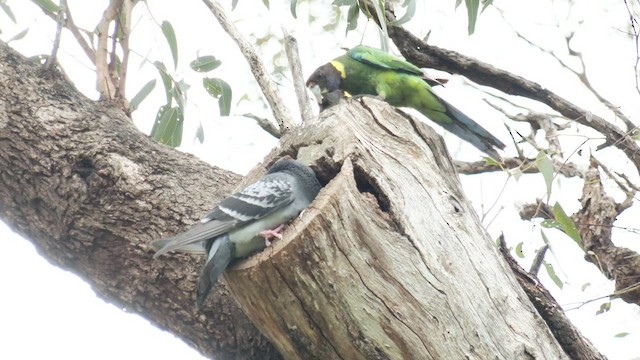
[227,100,570,359]
[0,40,280,360]
[1,38,600,359]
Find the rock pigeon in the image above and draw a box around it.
[151,158,322,308]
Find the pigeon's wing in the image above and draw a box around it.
[152,173,296,257]
[348,45,423,75]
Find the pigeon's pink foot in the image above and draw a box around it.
[259,224,286,247]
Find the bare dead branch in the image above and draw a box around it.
[201,0,296,134]
[496,7,637,131]
[624,0,640,97]
[283,30,314,123]
[44,0,66,70]
[38,3,96,64]
[455,157,583,178]
[519,199,553,220]
[497,235,606,360]
[574,158,640,305]
[386,25,640,172]
[241,113,281,138]
[529,244,549,276]
[514,112,564,157]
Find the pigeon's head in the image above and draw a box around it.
[268,159,321,198]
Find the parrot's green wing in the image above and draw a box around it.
[347,45,423,75]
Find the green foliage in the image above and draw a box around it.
[30,0,59,13]
[189,55,222,72]
[7,28,28,43]
[543,260,563,289]
[389,0,416,26]
[535,150,554,200]
[1,0,16,23]
[515,242,524,258]
[483,156,503,169]
[551,202,583,250]
[290,0,299,17]
[129,79,156,111]
[161,20,178,70]
[540,203,582,252]
[151,105,183,147]
[203,78,232,116]
[462,0,479,35]
[455,0,492,35]
[345,3,359,35]
[596,301,611,315]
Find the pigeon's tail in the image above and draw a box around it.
[196,235,233,309]
[430,98,506,160]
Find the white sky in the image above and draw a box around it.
[1,0,639,359]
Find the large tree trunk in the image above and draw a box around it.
[231,101,569,359]
[0,41,280,360]
[1,39,584,359]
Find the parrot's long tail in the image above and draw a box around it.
[196,235,233,309]
[431,98,506,159]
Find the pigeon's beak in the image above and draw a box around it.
[308,84,323,104]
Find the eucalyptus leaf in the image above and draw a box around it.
[535,150,554,199]
[30,0,59,13]
[161,21,178,70]
[552,202,583,250]
[129,79,156,111]
[203,77,232,116]
[151,105,183,147]
[189,55,221,72]
[389,0,415,26]
[543,261,563,289]
[1,2,17,23]
[464,0,480,35]
[7,28,28,43]
[153,61,173,104]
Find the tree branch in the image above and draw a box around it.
[575,158,640,305]
[44,0,66,70]
[498,236,606,360]
[386,25,640,172]
[283,30,314,123]
[454,157,584,178]
[96,0,123,100]
[200,0,296,134]
[0,40,281,360]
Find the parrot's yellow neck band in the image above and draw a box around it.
[330,61,346,79]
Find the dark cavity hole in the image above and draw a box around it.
[353,163,390,213]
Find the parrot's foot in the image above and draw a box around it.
[259,224,286,247]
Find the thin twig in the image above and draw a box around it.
[45,0,67,70]
[624,0,640,97]
[118,0,132,102]
[242,114,281,139]
[39,3,96,64]
[497,7,637,131]
[283,29,314,123]
[201,0,296,134]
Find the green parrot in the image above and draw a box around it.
[306,45,506,158]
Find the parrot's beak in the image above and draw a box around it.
[308,84,323,104]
